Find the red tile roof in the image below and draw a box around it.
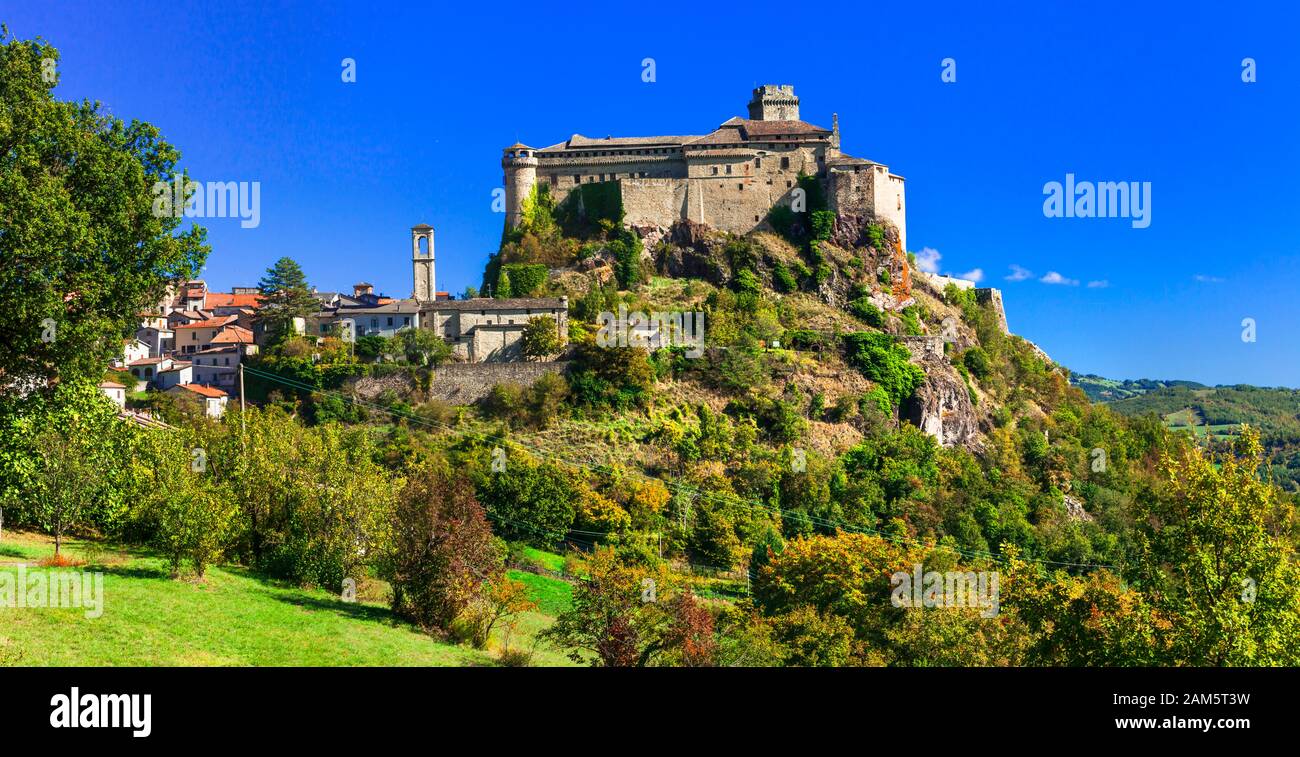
[209,325,254,344]
[174,316,238,330]
[176,383,227,398]
[206,292,263,308]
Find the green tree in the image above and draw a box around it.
[28,424,102,557]
[1134,426,1300,665]
[256,257,317,347]
[521,316,565,360]
[0,30,207,389]
[541,548,684,667]
[476,454,577,545]
[387,328,451,367]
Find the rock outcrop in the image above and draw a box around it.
[900,351,982,451]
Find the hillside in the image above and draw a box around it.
[1105,384,1300,488]
[1069,373,1206,403]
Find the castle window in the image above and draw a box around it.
[738,184,744,190]
[711,167,718,175]
[786,180,793,188]
[755,158,761,168]
[574,174,580,183]
[781,157,790,169]
[726,165,732,175]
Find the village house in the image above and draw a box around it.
[97,380,126,410]
[167,383,228,418]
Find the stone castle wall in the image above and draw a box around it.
[427,361,568,404]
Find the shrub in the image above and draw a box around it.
[842,332,925,409]
[809,210,835,243]
[477,456,578,545]
[963,346,992,379]
[848,298,886,327]
[383,461,502,633]
[500,263,548,297]
[772,262,798,292]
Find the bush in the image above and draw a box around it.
[772,262,798,292]
[500,263,548,297]
[848,298,886,327]
[383,461,502,633]
[477,456,578,546]
[963,346,992,379]
[809,210,835,243]
[842,332,925,409]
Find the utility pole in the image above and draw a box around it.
[239,362,247,437]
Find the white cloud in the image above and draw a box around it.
[1040,271,1079,286]
[1087,280,1109,288]
[1005,264,1033,282]
[1194,274,1224,283]
[956,268,984,283]
[914,247,941,274]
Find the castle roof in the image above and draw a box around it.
[536,117,832,157]
[703,118,831,140]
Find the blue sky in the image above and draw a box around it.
[8,0,1300,386]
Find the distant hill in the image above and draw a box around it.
[1069,373,1205,403]
[1099,382,1300,489]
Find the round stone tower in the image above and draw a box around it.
[501,143,538,229]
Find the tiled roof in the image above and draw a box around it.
[128,357,169,366]
[175,316,238,330]
[736,119,831,137]
[209,325,254,344]
[98,381,126,389]
[175,383,227,398]
[562,134,700,149]
[206,292,262,308]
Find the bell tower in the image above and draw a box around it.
[411,223,435,302]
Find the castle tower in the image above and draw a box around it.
[747,84,800,121]
[411,223,436,302]
[501,143,538,229]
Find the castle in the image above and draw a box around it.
[502,85,908,250]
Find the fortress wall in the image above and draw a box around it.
[621,178,689,229]
[829,168,876,216]
[538,157,686,209]
[428,361,568,404]
[974,288,1009,334]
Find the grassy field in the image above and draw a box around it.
[0,531,576,667]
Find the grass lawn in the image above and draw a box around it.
[0,531,575,667]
